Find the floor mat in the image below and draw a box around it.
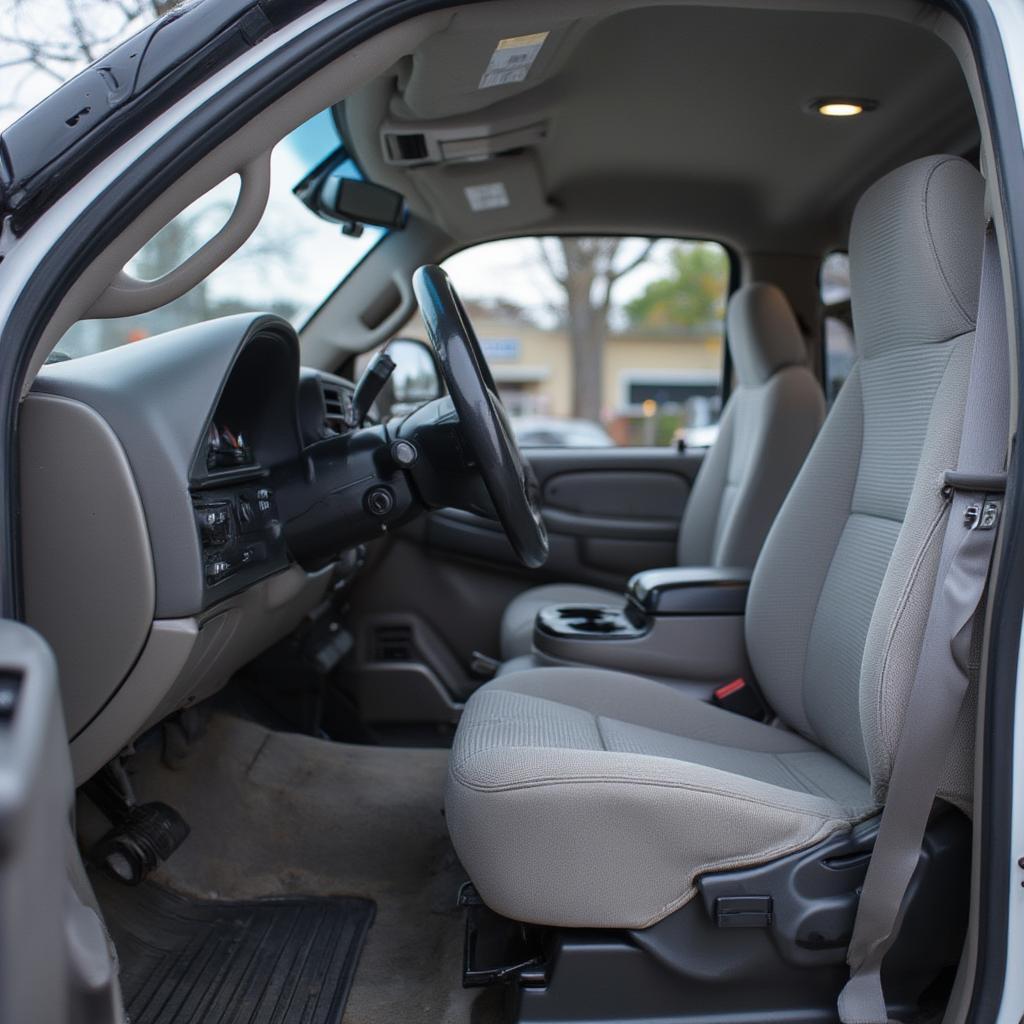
[93,872,374,1024]
[77,713,494,1024]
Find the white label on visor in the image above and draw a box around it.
[479,32,549,89]
[464,182,510,212]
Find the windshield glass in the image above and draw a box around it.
[54,110,384,360]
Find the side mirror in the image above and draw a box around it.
[293,146,406,233]
[379,338,443,417]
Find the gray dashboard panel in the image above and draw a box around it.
[31,313,300,619]
[20,393,156,737]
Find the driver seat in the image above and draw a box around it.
[445,154,986,930]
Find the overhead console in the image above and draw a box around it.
[380,117,549,168]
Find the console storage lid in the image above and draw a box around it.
[628,567,752,616]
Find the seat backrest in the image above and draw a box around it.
[678,283,824,568]
[746,154,986,811]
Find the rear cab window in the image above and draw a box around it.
[821,251,854,402]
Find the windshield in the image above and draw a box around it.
[53,110,384,360]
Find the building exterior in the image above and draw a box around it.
[403,301,724,445]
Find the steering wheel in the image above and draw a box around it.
[411,264,549,569]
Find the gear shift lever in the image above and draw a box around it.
[350,350,395,427]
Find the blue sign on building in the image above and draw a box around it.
[481,338,520,362]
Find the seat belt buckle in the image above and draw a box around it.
[712,678,768,721]
[964,499,1001,531]
[943,470,1006,531]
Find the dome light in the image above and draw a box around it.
[812,98,876,117]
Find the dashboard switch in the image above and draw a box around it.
[237,496,255,527]
[206,559,232,583]
[195,503,232,546]
[390,439,418,468]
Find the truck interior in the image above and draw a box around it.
[0,1,1020,1023]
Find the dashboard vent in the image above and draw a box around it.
[372,624,414,662]
[320,382,350,435]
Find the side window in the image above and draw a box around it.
[399,236,730,448]
[821,251,854,403]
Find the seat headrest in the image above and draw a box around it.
[850,155,986,358]
[726,283,806,386]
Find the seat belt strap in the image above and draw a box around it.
[838,226,1010,1024]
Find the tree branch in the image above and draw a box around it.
[535,237,567,287]
[606,239,657,283]
[0,0,155,95]
[66,0,100,63]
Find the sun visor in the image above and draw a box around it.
[399,21,581,119]
[408,153,554,237]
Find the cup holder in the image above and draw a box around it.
[536,603,648,640]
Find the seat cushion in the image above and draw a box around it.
[499,582,622,660]
[446,668,876,929]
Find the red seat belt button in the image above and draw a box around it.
[714,678,747,700]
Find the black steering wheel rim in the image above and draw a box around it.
[412,264,548,569]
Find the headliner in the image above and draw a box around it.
[341,1,978,256]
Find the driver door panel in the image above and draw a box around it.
[424,446,703,588]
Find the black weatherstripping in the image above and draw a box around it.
[92,871,374,1024]
[0,0,318,232]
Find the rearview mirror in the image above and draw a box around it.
[293,146,406,232]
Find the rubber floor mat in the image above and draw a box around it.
[92,873,374,1024]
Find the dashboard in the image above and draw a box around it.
[190,364,364,595]
[21,314,367,781]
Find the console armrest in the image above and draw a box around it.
[628,567,752,616]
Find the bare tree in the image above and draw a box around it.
[536,237,655,422]
[4,0,312,354]
[0,0,176,119]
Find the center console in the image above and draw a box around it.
[530,567,753,686]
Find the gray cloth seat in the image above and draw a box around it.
[448,668,875,928]
[447,154,987,930]
[500,283,825,659]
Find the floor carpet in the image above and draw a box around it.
[109,714,498,1024]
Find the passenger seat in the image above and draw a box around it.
[500,282,825,659]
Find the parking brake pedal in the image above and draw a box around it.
[84,762,190,885]
[92,802,190,885]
